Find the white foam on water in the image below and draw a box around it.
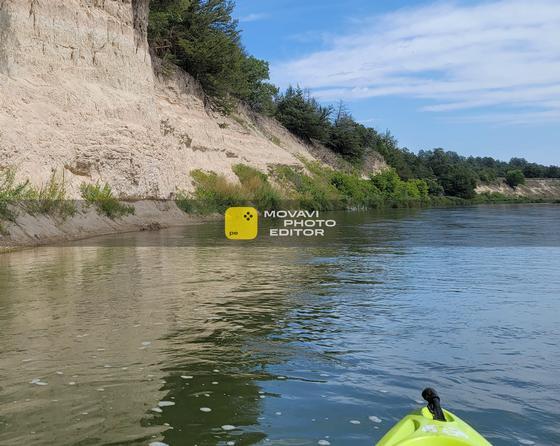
[226,442,235,446]
[30,379,47,386]
[518,440,536,445]
[96,388,105,392]
[158,401,175,407]
[142,341,152,346]
[68,382,76,385]
[221,425,236,431]
[275,412,282,416]
[350,420,361,424]
[318,440,330,445]
[181,375,193,379]
[369,416,382,423]
[56,371,63,375]
[200,407,212,412]
[277,376,286,380]
[149,442,168,446]
[151,407,163,413]
[212,382,218,385]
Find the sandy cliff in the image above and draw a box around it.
[476,178,560,199]
[0,0,335,200]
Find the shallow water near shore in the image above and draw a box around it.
[1,205,559,446]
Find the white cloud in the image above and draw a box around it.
[239,13,269,23]
[271,0,560,124]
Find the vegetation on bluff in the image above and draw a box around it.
[148,0,277,113]
[148,0,560,203]
[178,163,434,214]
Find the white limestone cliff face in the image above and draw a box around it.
[0,0,326,199]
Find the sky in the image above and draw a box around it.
[233,0,560,165]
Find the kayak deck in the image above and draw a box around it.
[376,407,492,446]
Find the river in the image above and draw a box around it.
[1,205,559,445]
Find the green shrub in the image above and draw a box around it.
[370,169,430,206]
[0,168,31,221]
[189,170,247,214]
[232,164,282,210]
[80,182,134,219]
[438,165,478,199]
[25,172,76,219]
[274,164,343,211]
[505,169,525,188]
[330,171,381,209]
[175,190,194,213]
[370,168,401,194]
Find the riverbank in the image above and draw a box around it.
[3,197,559,253]
[0,201,214,253]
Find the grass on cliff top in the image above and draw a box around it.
[80,182,134,219]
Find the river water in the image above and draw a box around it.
[1,205,559,446]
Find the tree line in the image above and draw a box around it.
[148,0,559,200]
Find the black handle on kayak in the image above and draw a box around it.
[422,387,447,421]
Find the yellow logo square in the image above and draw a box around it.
[225,207,258,240]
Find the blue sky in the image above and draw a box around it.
[234,0,560,165]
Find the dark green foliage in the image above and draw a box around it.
[369,168,430,205]
[327,105,366,161]
[330,171,381,208]
[80,183,135,219]
[438,165,478,199]
[148,0,276,112]
[505,169,526,188]
[274,86,332,143]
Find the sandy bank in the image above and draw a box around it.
[0,201,213,252]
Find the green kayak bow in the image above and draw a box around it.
[376,388,492,446]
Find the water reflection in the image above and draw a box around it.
[1,205,560,446]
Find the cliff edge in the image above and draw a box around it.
[0,0,333,199]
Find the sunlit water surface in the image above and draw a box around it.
[1,205,559,446]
